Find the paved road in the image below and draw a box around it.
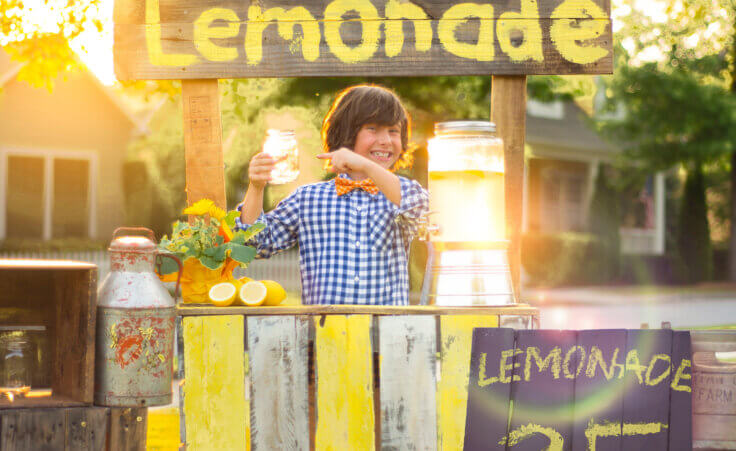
[522,286,736,329]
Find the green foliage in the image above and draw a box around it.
[1,0,103,90]
[676,162,713,283]
[521,232,611,287]
[588,164,621,280]
[158,216,264,274]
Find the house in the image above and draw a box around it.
[524,98,665,255]
[0,49,145,241]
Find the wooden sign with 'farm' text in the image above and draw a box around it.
[113,0,613,80]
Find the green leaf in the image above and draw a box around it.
[241,223,265,242]
[224,210,240,228]
[158,256,180,275]
[199,255,222,270]
[226,243,257,265]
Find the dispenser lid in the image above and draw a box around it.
[109,236,157,252]
[435,121,496,134]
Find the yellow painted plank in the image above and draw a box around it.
[315,315,374,450]
[183,315,247,451]
[437,315,498,451]
[147,407,180,451]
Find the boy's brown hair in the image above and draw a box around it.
[321,84,414,170]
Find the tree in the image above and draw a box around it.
[1,0,103,91]
[588,163,621,280]
[603,0,736,280]
[677,161,713,282]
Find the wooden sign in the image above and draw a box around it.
[464,329,692,450]
[113,0,613,80]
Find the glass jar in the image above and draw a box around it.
[427,121,505,242]
[263,129,299,184]
[0,335,33,396]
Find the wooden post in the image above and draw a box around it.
[491,75,527,301]
[181,79,227,209]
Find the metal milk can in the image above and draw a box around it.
[94,227,182,407]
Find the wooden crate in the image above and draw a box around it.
[0,259,97,408]
[0,406,147,450]
[177,305,538,450]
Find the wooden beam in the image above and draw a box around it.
[181,79,226,208]
[491,75,527,301]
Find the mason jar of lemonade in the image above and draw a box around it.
[427,121,505,243]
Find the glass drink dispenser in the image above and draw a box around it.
[424,121,514,306]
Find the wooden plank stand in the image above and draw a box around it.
[110,0,614,448]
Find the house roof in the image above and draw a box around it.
[0,46,147,134]
[526,100,617,163]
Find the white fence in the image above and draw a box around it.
[0,249,302,293]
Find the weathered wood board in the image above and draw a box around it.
[0,407,143,451]
[314,314,375,449]
[508,329,577,451]
[571,329,625,451]
[437,315,499,451]
[378,315,437,450]
[113,0,613,80]
[668,331,692,451]
[182,315,247,450]
[247,316,309,451]
[463,327,514,451]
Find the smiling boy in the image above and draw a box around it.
[236,84,429,305]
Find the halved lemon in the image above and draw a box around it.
[238,281,267,306]
[231,277,254,305]
[208,282,237,307]
[261,280,287,306]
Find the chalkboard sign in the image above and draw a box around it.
[113,0,613,80]
[464,329,692,450]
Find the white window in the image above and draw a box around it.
[0,148,97,240]
[527,99,564,119]
[540,168,586,232]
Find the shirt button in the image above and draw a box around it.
[354,276,360,282]
[355,241,360,247]
[356,206,362,211]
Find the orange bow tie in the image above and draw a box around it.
[335,177,379,196]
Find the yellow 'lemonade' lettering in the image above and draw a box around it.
[499,348,523,383]
[497,0,543,61]
[585,346,622,380]
[438,3,495,61]
[245,6,320,65]
[145,0,198,66]
[324,0,381,63]
[563,345,585,379]
[645,354,671,386]
[550,0,609,64]
[625,349,647,384]
[671,359,692,392]
[478,353,500,386]
[524,346,562,381]
[384,0,432,57]
[194,8,240,62]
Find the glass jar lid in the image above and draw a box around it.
[434,121,496,134]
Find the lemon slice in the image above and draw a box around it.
[239,281,267,306]
[208,282,237,307]
[261,280,287,306]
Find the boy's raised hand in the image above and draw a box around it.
[248,151,287,189]
[316,148,368,176]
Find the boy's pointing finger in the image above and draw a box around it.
[316,153,331,160]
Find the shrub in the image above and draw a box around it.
[521,232,610,287]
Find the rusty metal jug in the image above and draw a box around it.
[94,227,182,407]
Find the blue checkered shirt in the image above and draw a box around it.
[235,174,429,305]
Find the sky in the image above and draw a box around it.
[68,0,667,86]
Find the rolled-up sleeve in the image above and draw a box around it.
[234,189,300,258]
[393,177,429,240]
